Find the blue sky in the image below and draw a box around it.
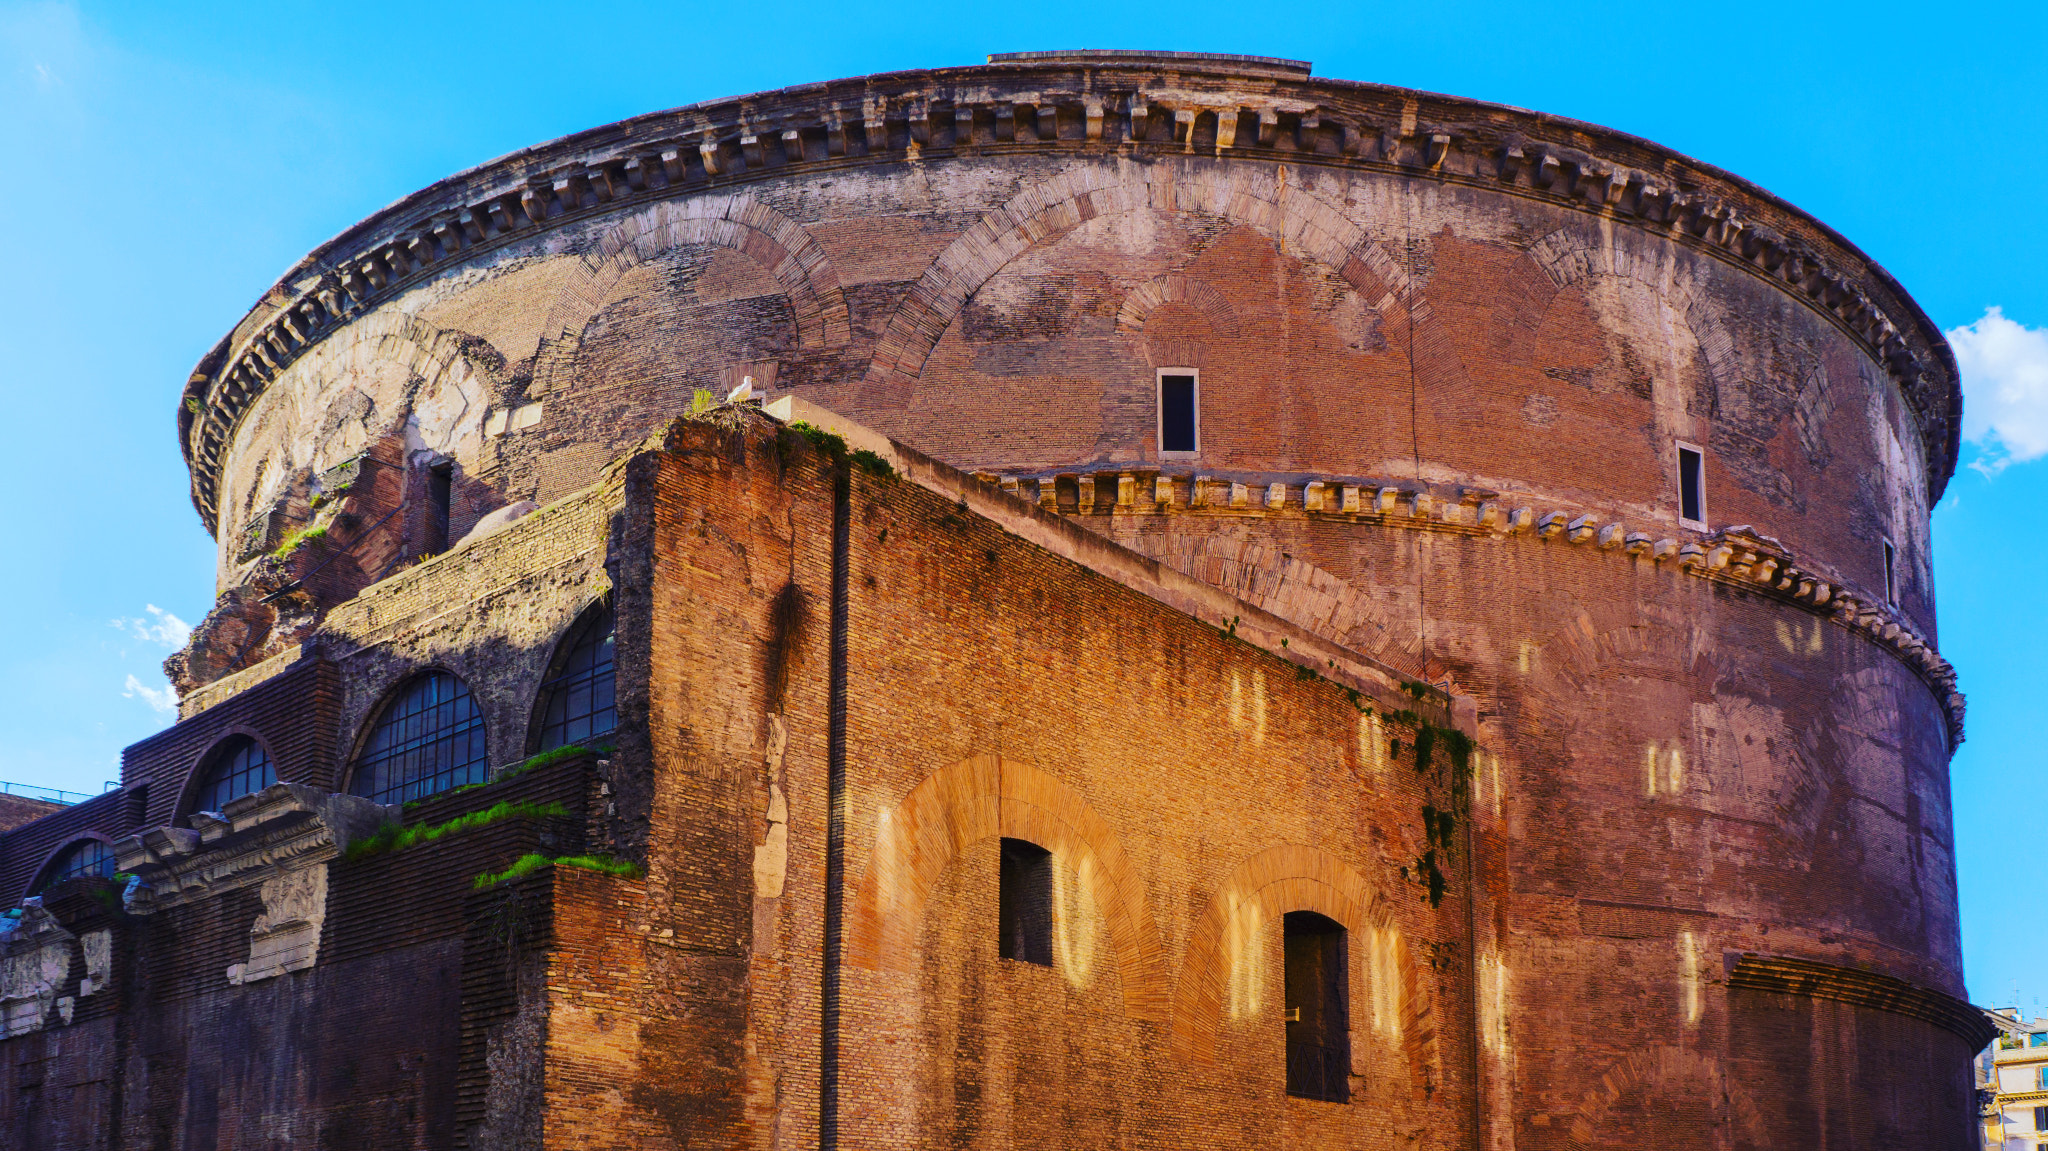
[3,1,2044,1007]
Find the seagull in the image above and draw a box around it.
[726,376,755,405]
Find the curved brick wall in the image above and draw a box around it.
[174,51,1972,1147]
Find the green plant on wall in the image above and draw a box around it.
[473,852,643,889]
[1400,710,1474,909]
[271,523,328,559]
[346,800,570,861]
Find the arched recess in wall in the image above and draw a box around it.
[860,160,1415,400]
[1169,843,1432,1086]
[1115,273,1242,337]
[537,195,852,352]
[847,753,1169,1022]
[1116,272,1242,369]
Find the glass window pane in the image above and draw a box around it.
[40,839,115,891]
[351,672,488,805]
[535,606,617,752]
[198,737,274,814]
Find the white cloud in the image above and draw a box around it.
[1948,306,2048,475]
[110,604,191,649]
[122,673,177,717]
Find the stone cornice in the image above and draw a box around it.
[998,466,1963,749]
[1728,952,1995,1051]
[178,52,1959,532]
[113,782,394,911]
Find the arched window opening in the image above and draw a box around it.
[1284,911,1350,1103]
[998,837,1053,966]
[38,839,115,892]
[534,604,615,752]
[194,736,275,815]
[351,672,488,806]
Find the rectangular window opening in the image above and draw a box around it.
[1283,910,1350,1103]
[2034,1104,2047,1131]
[1158,371,1199,455]
[998,838,1053,967]
[426,462,453,556]
[1676,442,1706,529]
[1884,540,1899,606]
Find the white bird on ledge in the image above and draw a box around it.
[726,376,755,405]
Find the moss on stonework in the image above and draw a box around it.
[346,800,570,862]
[1403,720,1476,909]
[472,852,642,890]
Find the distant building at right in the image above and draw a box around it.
[1980,1008,2048,1149]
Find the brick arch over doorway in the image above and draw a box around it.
[1169,843,1433,1078]
[847,753,1169,1021]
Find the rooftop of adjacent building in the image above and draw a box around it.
[0,782,117,834]
[1989,1012,2048,1057]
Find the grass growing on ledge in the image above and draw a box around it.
[272,523,328,558]
[399,742,612,810]
[346,800,569,862]
[511,742,611,776]
[473,853,643,890]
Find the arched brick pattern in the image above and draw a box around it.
[1170,844,1429,1073]
[1115,526,1407,667]
[543,196,851,349]
[1553,1045,1765,1147]
[1114,273,1241,337]
[848,753,1169,1021]
[223,309,497,539]
[278,309,492,407]
[863,160,1413,392]
[1526,622,1697,702]
[1528,225,1737,390]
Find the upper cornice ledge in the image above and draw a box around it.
[177,50,1961,532]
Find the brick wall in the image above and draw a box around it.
[0,404,1976,1148]
[0,752,601,1151]
[123,657,341,826]
[587,419,1468,1149]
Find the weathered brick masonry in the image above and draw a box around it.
[0,48,1981,1151]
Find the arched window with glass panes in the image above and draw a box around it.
[192,735,276,816]
[350,671,489,805]
[37,839,115,893]
[532,602,615,753]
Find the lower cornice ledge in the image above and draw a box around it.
[1727,952,1995,1050]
